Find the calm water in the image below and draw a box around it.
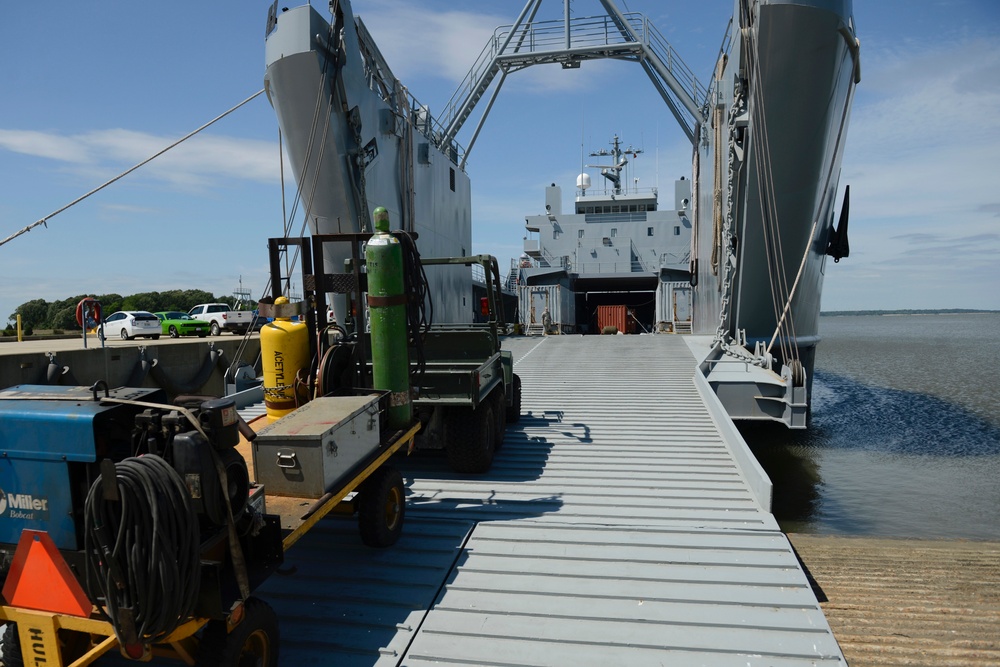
[740,313,1000,541]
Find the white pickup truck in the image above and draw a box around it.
[188,303,257,336]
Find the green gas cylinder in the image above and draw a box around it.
[365,207,412,428]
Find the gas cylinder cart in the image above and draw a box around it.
[263,211,522,476]
[0,382,419,667]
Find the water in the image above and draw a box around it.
[739,313,1000,541]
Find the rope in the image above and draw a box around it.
[0,90,264,249]
[742,10,798,367]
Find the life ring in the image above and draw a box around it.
[76,298,102,330]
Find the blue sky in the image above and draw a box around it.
[1,0,998,325]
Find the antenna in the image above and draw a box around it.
[655,122,660,190]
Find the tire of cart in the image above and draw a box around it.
[196,596,279,667]
[2,623,23,667]
[445,401,496,474]
[358,465,405,548]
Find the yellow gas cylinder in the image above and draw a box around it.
[261,296,309,420]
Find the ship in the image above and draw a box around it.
[514,135,694,336]
[262,0,860,428]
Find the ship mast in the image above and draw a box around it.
[587,135,642,195]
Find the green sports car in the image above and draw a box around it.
[154,311,210,338]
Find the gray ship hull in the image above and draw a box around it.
[264,4,473,324]
[694,0,859,382]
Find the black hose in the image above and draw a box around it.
[393,230,431,381]
[83,455,201,645]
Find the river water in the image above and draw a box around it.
[739,313,1000,541]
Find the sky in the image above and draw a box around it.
[1,0,998,325]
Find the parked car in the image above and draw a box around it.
[188,303,256,336]
[154,311,210,338]
[98,311,161,341]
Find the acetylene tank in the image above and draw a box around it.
[261,296,309,420]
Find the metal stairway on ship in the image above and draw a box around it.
[429,0,709,169]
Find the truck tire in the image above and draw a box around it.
[358,465,405,547]
[445,402,496,474]
[506,373,522,424]
[210,322,221,336]
[196,596,279,667]
[492,387,506,450]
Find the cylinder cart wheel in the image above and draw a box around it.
[2,623,23,667]
[196,596,279,667]
[358,465,405,548]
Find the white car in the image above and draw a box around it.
[99,311,162,341]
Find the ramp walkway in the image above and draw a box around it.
[251,335,845,666]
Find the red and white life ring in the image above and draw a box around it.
[75,298,102,329]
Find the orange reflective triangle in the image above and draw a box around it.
[1,530,92,617]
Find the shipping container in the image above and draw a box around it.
[518,284,576,334]
[596,304,635,334]
[655,281,693,333]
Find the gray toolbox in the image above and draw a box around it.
[252,394,384,498]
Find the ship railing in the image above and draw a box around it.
[582,212,650,225]
[659,251,692,266]
[471,262,487,286]
[703,16,735,111]
[576,185,660,199]
[630,239,652,272]
[640,17,708,112]
[438,11,706,151]
[573,260,652,274]
[355,17,466,166]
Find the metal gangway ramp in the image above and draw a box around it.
[252,335,845,666]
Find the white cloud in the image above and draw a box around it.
[0,129,92,163]
[0,128,280,191]
[827,34,1000,309]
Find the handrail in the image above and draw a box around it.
[437,11,707,152]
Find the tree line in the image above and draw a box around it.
[6,290,243,333]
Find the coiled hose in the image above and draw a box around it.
[83,455,201,645]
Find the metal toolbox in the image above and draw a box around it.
[252,394,384,498]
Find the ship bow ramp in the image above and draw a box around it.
[253,336,845,665]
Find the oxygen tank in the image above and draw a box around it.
[365,207,411,429]
[261,296,309,420]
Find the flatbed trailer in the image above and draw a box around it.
[0,401,420,667]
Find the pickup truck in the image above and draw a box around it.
[187,303,257,336]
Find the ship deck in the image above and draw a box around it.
[249,335,845,666]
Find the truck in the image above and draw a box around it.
[188,302,257,336]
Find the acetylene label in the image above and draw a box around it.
[0,487,50,521]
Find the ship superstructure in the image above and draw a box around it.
[517,135,693,334]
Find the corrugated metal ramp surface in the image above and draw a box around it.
[398,336,844,666]
[236,335,844,666]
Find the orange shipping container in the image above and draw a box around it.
[596,304,634,334]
